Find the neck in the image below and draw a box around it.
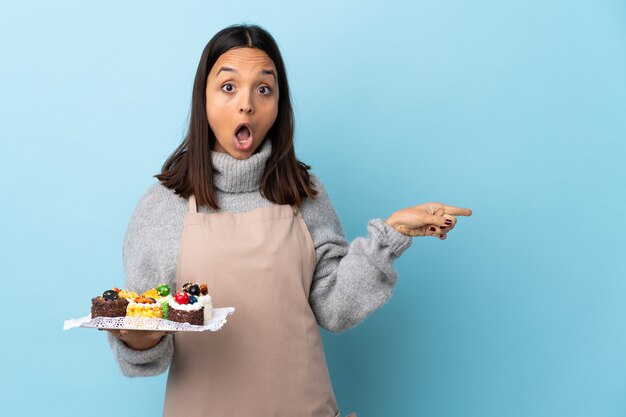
[210,139,272,192]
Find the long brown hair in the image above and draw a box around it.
[155,24,317,209]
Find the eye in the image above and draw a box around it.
[221,83,235,92]
[258,86,272,95]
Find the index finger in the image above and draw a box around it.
[443,205,472,216]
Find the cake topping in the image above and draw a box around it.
[102,290,119,301]
[174,291,190,305]
[134,295,155,304]
[186,284,201,296]
[118,290,138,300]
[157,284,171,297]
[182,283,193,292]
[142,288,159,299]
[200,284,208,295]
[188,295,198,304]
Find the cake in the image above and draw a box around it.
[90,282,211,325]
[126,284,173,318]
[126,295,162,318]
[91,289,129,318]
[167,282,213,325]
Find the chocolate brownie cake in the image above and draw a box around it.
[91,289,129,318]
[167,304,204,325]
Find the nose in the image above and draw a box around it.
[239,92,254,114]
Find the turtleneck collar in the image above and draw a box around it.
[210,139,272,192]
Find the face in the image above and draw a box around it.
[205,47,280,160]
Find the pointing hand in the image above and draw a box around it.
[385,202,472,240]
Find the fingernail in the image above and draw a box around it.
[430,227,436,232]
[445,220,452,225]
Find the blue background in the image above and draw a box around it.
[2,0,625,415]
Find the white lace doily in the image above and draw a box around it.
[63,307,235,332]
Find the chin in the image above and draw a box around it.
[227,144,258,160]
[229,151,252,160]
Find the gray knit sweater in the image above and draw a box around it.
[107,139,412,377]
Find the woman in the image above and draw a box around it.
[106,23,471,417]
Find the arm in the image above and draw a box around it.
[302,177,412,333]
[107,183,177,377]
[107,332,173,377]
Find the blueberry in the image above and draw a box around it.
[102,290,119,301]
[188,284,201,296]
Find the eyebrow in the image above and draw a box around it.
[216,66,276,81]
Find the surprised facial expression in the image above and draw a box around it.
[205,47,280,160]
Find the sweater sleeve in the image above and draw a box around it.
[302,176,413,333]
[107,183,176,377]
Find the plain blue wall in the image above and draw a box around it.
[2,1,625,416]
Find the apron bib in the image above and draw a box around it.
[162,195,340,417]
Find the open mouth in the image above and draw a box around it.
[234,123,253,150]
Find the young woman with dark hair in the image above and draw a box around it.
[154,24,315,210]
[105,23,471,417]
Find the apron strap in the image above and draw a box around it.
[188,194,197,213]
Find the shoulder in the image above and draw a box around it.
[129,181,188,224]
[302,174,332,213]
[300,174,345,237]
[123,181,189,251]
[136,181,181,206]
[136,181,185,208]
